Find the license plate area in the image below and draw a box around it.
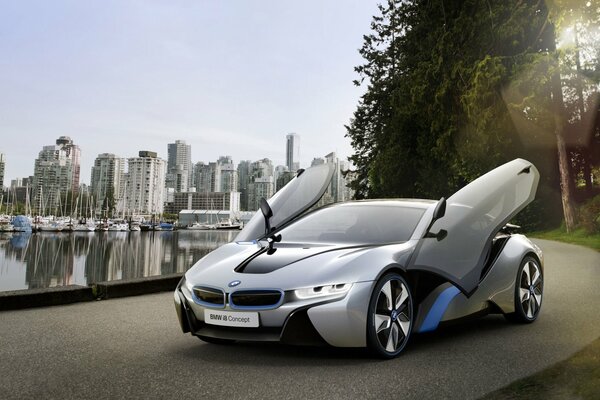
[204,310,259,328]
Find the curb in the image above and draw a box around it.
[94,273,183,300]
[0,273,184,311]
[0,285,95,311]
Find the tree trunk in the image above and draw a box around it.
[549,22,577,232]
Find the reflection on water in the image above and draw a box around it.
[0,230,237,292]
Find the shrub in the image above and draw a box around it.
[579,195,600,234]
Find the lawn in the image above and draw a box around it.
[529,227,600,251]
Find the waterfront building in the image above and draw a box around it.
[215,156,237,193]
[90,153,126,214]
[164,191,240,216]
[276,170,295,192]
[247,176,274,211]
[194,161,216,193]
[10,177,33,204]
[323,152,354,204]
[245,158,275,211]
[0,153,5,189]
[236,160,252,211]
[125,151,166,215]
[166,140,192,192]
[32,136,81,215]
[286,133,300,172]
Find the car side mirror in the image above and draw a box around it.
[424,229,447,241]
[424,197,446,237]
[259,198,273,234]
[432,197,446,221]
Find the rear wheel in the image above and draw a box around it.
[367,273,413,359]
[506,256,543,323]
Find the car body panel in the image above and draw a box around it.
[409,158,540,295]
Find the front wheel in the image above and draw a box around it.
[367,273,413,359]
[506,256,543,323]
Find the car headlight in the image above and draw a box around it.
[294,283,352,300]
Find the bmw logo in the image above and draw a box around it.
[228,280,241,287]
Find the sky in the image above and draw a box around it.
[0,0,380,186]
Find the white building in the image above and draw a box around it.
[166,140,192,192]
[323,152,354,203]
[90,153,126,213]
[286,133,300,172]
[32,136,81,214]
[215,156,238,193]
[125,151,166,215]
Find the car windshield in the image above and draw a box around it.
[277,204,426,245]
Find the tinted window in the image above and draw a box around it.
[278,204,425,245]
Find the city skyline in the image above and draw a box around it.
[0,1,380,187]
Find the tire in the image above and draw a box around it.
[367,273,413,359]
[505,256,543,323]
[197,336,236,345]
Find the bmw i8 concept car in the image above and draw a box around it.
[174,158,544,358]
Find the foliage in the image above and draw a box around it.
[346,0,600,230]
[579,194,600,234]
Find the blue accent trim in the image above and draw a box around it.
[418,286,461,333]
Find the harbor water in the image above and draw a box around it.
[0,230,237,292]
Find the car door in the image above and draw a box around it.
[409,158,540,296]
[236,162,336,241]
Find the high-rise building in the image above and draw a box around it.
[125,151,166,215]
[32,136,81,214]
[215,156,237,193]
[0,153,5,189]
[286,133,300,172]
[246,158,274,211]
[90,153,126,214]
[194,161,216,193]
[166,140,192,192]
[247,176,274,211]
[323,152,353,203]
[237,160,252,211]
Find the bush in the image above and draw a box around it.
[579,195,600,234]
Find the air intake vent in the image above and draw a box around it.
[193,287,225,307]
[230,290,283,309]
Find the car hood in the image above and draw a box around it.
[184,240,416,291]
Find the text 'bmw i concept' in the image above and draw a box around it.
[174,158,544,358]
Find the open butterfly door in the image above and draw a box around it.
[236,163,336,242]
[409,159,540,296]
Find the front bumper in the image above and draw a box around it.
[174,279,373,347]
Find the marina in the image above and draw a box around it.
[0,230,237,292]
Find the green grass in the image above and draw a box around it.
[481,337,600,399]
[529,227,600,251]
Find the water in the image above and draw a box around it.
[0,230,238,292]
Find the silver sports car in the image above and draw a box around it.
[174,158,544,358]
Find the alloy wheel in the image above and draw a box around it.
[368,274,412,357]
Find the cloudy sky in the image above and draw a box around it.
[0,0,380,186]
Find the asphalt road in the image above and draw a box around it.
[0,239,598,400]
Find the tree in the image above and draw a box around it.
[347,0,599,230]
